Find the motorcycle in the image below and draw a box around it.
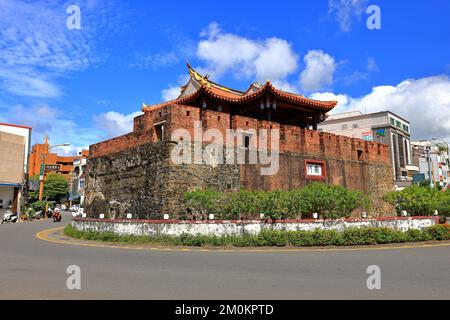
[53,209,62,223]
[1,211,18,224]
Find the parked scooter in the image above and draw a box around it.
[46,207,54,218]
[1,211,18,224]
[33,210,44,220]
[72,207,84,218]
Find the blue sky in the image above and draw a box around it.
[1,0,450,154]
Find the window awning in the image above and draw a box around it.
[0,183,21,188]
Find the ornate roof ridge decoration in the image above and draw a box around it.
[187,63,244,96]
[142,65,338,113]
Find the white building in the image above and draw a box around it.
[412,141,450,188]
[0,123,32,214]
[70,151,88,205]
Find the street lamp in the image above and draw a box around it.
[38,143,71,202]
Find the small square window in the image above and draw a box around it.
[305,160,326,180]
[307,164,322,176]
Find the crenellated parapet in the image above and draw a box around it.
[91,105,391,166]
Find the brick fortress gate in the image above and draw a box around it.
[85,65,394,219]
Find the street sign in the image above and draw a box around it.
[413,173,426,183]
[45,164,61,172]
[39,164,45,175]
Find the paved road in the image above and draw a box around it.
[0,212,449,300]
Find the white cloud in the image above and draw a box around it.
[3,103,144,154]
[197,22,298,83]
[0,0,116,98]
[3,104,101,154]
[271,80,300,94]
[300,50,336,92]
[253,38,299,82]
[313,76,450,141]
[53,145,90,157]
[310,92,350,108]
[93,111,143,138]
[0,68,60,98]
[328,0,368,32]
[162,86,182,101]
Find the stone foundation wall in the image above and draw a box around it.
[84,142,241,219]
[85,142,171,220]
[71,217,439,237]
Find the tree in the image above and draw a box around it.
[383,185,444,216]
[43,173,69,202]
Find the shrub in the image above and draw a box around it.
[384,185,449,216]
[184,183,371,220]
[425,224,450,240]
[64,224,450,248]
[299,183,369,219]
[258,190,292,221]
[437,191,450,217]
[184,189,226,219]
[226,190,261,220]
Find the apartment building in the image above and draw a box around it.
[0,122,32,214]
[319,111,412,185]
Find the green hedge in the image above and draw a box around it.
[183,183,371,220]
[64,224,450,248]
[383,186,450,217]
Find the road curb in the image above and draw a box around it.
[36,227,450,254]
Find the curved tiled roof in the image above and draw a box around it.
[143,66,338,113]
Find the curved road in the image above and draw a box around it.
[1,212,450,300]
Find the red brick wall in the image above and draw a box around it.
[90,130,153,158]
[90,106,393,202]
[93,107,391,167]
